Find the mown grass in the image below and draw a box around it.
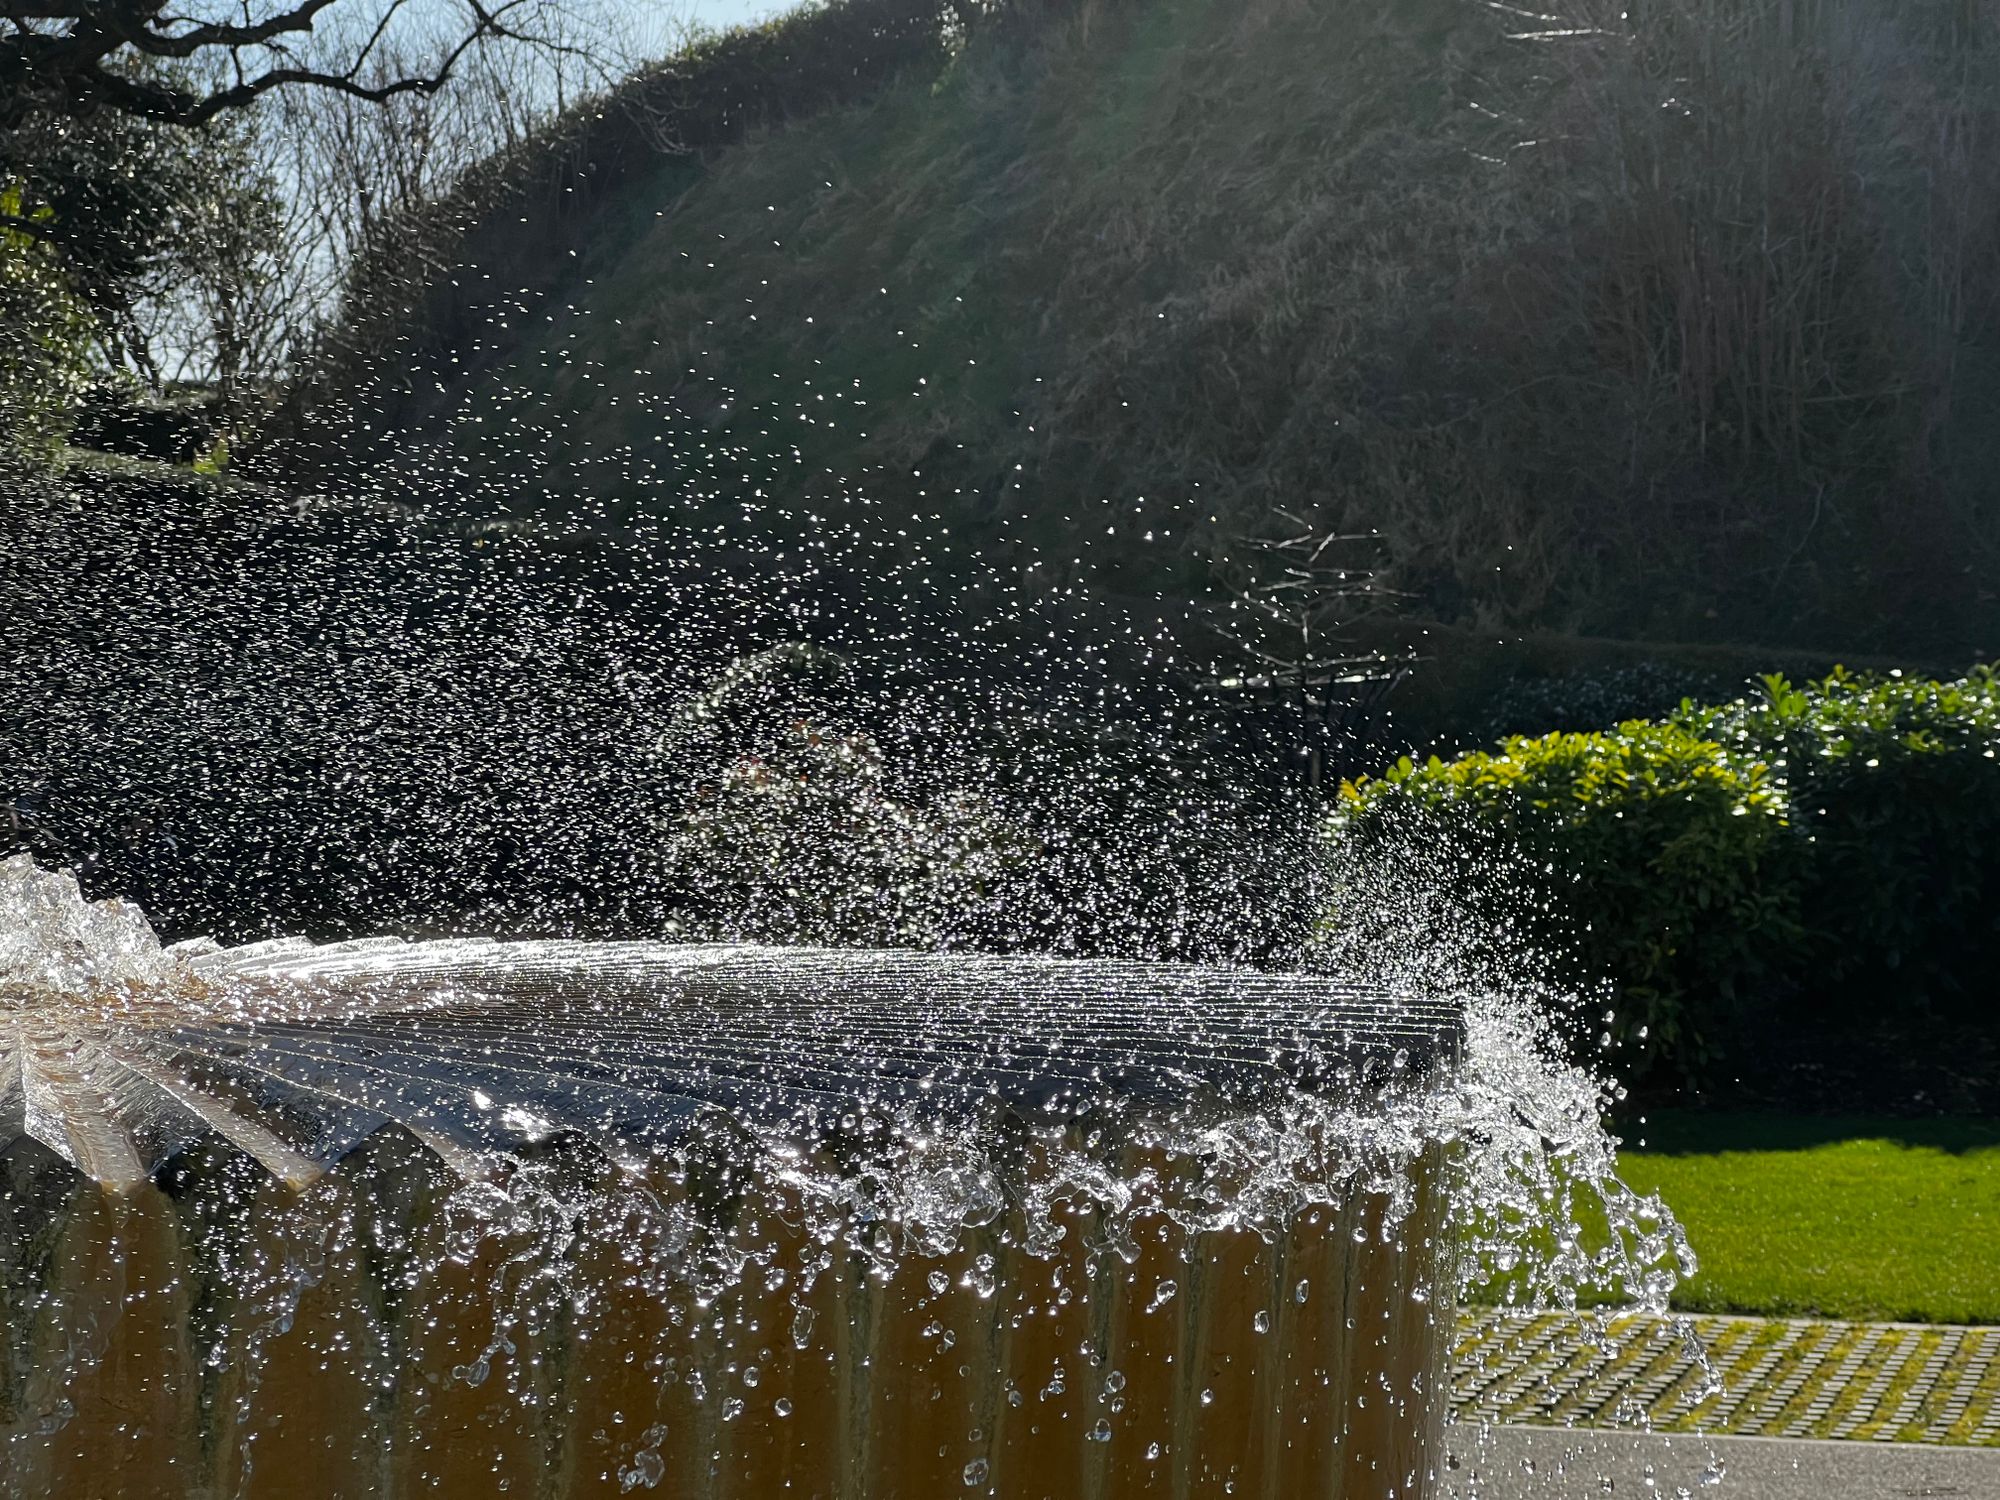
[1614,1113,2000,1325]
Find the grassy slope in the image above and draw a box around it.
[450,0,1538,598]
[433,0,2000,657]
[1618,1114,2000,1324]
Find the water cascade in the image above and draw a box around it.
[2,202,1706,1497]
[1,855,1470,1497]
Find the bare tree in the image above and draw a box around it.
[127,112,314,412]
[1216,510,1392,681]
[0,1,590,130]
[249,2,646,392]
[1212,510,1406,788]
[271,2,641,296]
[2,0,657,418]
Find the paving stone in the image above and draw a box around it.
[1454,1310,2000,1448]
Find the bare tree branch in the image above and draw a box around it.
[93,0,346,59]
[1212,508,1399,687]
[2,0,565,129]
[0,208,62,243]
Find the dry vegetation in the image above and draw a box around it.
[320,0,2000,658]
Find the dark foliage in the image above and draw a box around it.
[1329,667,2000,1108]
[275,0,1090,474]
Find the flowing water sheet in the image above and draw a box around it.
[1,854,1462,1191]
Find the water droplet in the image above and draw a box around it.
[963,1253,997,1299]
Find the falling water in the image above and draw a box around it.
[0,826,1708,1497]
[2,288,1710,1498]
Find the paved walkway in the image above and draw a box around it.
[1455,1310,2000,1446]
[1443,1424,2000,1499]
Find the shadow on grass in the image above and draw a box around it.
[1612,1110,2000,1157]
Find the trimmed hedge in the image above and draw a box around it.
[1328,667,2000,1099]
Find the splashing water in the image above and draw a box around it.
[0,262,1712,1497]
[0,856,183,1001]
[0,837,1712,1495]
[1313,816,1703,1318]
[1,430,1708,1493]
[0,849,1483,1492]
[0,849,1462,1192]
[0,466,1320,961]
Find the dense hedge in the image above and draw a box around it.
[1328,667,2000,1102]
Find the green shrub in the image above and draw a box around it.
[0,179,95,458]
[1691,669,2000,1037]
[190,432,230,475]
[1328,667,2000,1092]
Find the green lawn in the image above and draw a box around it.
[1609,1113,2000,1325]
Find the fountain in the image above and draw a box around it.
[0,351,1721,1496]
[1,855,1471,1497]
[0,129,1705,1493]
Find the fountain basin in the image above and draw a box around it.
[2,913,1464,1498]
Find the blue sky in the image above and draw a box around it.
[677,0,792,34]
[617,0,790,61]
